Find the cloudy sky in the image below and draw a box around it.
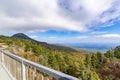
[0,0,120,43]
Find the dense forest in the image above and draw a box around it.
[0,34,120,80]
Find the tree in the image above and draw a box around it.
[96,52,104,65]
[85,54,91,67]
[114,46,120,58]
[91,54,99,68]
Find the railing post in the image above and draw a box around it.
[0,50,79,80]
[22,61,26,80]
[0,51,1,63]
[1,51,4,64]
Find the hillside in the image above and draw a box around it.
[0,35,89,79]
[0,34,120,80]
[0,34,101,80]
[12,33,77,53]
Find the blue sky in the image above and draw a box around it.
[27,22,120,44]
[0,0,120,44]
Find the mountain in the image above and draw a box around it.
[0,34,88,79]
[12,33,32,40]
[62,43,118,52]
[12,33,77,53]
[2,33,120,79]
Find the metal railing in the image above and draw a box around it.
[0,49,79,80]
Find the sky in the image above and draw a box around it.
[0,0,120,44]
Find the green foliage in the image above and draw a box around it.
[105,46,120,59]
[85,54,91,67]
[105,50,112,58]
[91,54,100,68]
[91,71,100,80]
[114,46,120,58]
[3,35,120,80]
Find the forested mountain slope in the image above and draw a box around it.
[0,34,120,80]
[12,33,77,53]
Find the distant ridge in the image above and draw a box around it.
[12,33,77,52]
[12,33,48,44]
[12,33,32,40]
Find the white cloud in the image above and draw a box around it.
[73,34,120,43]
[0,0,120,34]
[49,37,57,39]
[76,34,120,39]
[90,31,108,35]
[29,35,39,40]
[76,36,89,39]
[33,33,120,43]
[99,34,120,38]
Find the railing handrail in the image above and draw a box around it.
[0,49,79,80]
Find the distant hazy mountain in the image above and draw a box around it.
[12,33,32,40]
[12,33,77,52]
[12,33,48,44]
[62,43,119,52]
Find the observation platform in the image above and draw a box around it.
[0,49,79,80]
[0,64,12,80]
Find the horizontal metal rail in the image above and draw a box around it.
[0,49,79,80]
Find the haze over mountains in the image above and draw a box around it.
[62,43,119,52]
[12,33,120,52]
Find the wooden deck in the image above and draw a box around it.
[0,64,12,80]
